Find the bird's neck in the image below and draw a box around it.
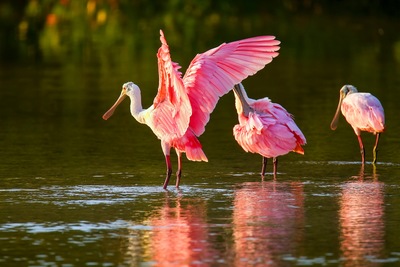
[128,93,147,124]
[233,87,253,116]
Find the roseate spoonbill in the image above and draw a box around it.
[102,30,280,189]
[330,85,385,164]
[232,83,306,177]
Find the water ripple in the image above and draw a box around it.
[0,220,130,233]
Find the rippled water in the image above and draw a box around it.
[2,162,400,266]
[2,16,400,266]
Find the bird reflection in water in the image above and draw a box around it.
[130,195,215,266]
[233,181,304,266]
[339,165,385,266]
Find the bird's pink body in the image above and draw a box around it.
[103,30,280,188]
[232,84,306,176]
[234,98,306,158]
[340,92,385,135]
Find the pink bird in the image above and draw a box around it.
[232,83,306,177]
[102,30,280,189]
[330,85,385,164]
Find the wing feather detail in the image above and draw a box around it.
[183,35,280,136]
[151,30,192,140]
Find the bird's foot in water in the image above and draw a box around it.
[163,169,172,189]
[175,170,182,188]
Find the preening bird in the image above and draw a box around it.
[103,30,280,189]
[232,83,306,177]
[330,85,385,164]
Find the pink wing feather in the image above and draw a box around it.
[150,30,192,141]
[183,36,280,136]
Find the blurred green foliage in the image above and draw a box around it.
[0,0,399,63]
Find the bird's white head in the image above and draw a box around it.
[340,84,358,98]
[102,81,141,120]
[123,82,141,98]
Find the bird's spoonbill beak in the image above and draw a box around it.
[330,91,345,130]
[102,89,127,120]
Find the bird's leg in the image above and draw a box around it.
[261,157,268,177]
[373,133,381,164]
[163,155,172,190]
[357,135,365,164]
[273,157,278,178]
[161,142,172,189]
[175,149,182,188]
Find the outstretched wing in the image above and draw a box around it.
[183,35,280,136]
[151,30,192,141]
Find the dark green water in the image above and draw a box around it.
[1,15,400,266]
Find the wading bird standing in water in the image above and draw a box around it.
[102,30,280,189]
[330,85,385,164]
[232,83,306,177]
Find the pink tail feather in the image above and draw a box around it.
[186,146,208,162]
[171,130,208,162]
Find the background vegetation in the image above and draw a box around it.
[1,0,400,64]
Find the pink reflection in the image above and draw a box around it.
[145,196,214,266]
[233,181,304,265]
[339,165,385,267]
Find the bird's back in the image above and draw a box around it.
[341,93,385,134]
[254,99,306,143]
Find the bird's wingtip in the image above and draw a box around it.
[159,29,167,45]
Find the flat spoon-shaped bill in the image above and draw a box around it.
[330,93,344,130]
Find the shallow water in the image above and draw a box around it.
[1,163,400,266]
[2,14,400,267]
